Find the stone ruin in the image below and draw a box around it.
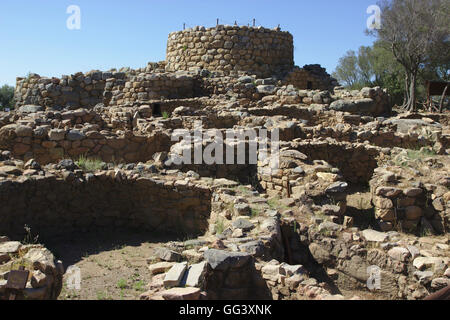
[0,25,449,300]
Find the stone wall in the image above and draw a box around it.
[369,167,448,234]
[15,72,123,109]
[14,71,196,110]
[108,72,195,106]
[283,65,338,91]
[290,140,381,184]
[166,26,294,78]
[0,175,212,240]
[0,122,172,164]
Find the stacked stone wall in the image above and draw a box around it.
[166,26,294,78]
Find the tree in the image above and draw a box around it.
[0,85,15,110]
[369,0,450,111]
[332,50,360,88]
[370,41,405,105]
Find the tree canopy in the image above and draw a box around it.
[334,0,449,111]
[0,85,15,110]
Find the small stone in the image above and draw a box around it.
[0,241,21,254]
[31,270,47,288]
[0,166,22,176]
[431,278,450,291]
[373,197,393,209]
[48,129,66,141]
[232,218,255,231]
[318,221,341,232]
[148,262,175,275]
[67,129,86,141]
[404,188,423,197]
[413,257,446,272]
[388,247,411,262]
[414,270,434,284]
[57,159,78,171]
[161,287,201,300]
[233,203,251,216]
[325,181,348,193]
[0,253,11,264]
[361,229,388,242]
[375,187,402,198]
[343,216,354,228]
[280,263,307,276]
[231,229,244,238]
[155,247,182,262]
[444,268,450,278]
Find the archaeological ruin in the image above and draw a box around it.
[0,25,449,301]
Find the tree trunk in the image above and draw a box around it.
[439,84,449,113]
[405,70,417,112]
[402,72,410,108]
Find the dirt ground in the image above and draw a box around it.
[44,231,183,300]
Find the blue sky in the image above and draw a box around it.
[0,0,378,86]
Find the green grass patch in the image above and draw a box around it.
[250,208,261,218]
[117,279,128,290]
[406,148,436,160]
[75,155,104,172]
[267,197,288,211]
[215,218,225,235]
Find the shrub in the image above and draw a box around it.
[75,155,104,172]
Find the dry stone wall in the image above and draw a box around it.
[166,26,294,78]
[0,122,172,164]
[15,71,196,110]
[0,175,212,239]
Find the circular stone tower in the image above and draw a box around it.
[166,25,294,78]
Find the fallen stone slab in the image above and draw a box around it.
[163,262,188,288]
[203,249,252,271]
[185,261,208,288]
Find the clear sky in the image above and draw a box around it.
[0,0,378,86]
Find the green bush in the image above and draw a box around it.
[0,85,15,110]
[75,155,104,172]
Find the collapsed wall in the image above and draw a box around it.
[0,175,212,239]
[166,25,294,78]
